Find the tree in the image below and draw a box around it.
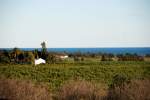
[18,52,25,63]
[34,49,39,59]
[41,41,48,60]
[12,48,21,63]
[101,55,106,61]
[41,41,46,49]
[24,51,35,64]
[3,50,11,62]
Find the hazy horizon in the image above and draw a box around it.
[0,0,150,48]
[0,46,150,49]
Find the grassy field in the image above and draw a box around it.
[0,61,150,91]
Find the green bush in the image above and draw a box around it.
[110,74,130,88]
[0,56,10,63]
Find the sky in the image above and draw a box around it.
[0,0,150,48]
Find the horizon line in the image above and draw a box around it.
[0,46,150,48]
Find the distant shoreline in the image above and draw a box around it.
[0,47,150,55]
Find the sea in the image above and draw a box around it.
[1,47,150,55]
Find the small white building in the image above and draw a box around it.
[59,55,68,59]
[55,54,68,59]
[35,58,46,65]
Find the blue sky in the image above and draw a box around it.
[0,0,150,48]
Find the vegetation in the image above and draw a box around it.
[0,78,52,100]
[117,53,144,61]
[0,44,148,64]
[107,79,150,100]
[0,45,150,99]
[0,61,149,91]
[0,50,147,64]
[0,78,149,100]
[55,80,107,100]
[41,41,48,60]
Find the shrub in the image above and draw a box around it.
[101,55,106,61]
[24,51,35,64]
[110,74,130,88]
[0,56,10,63]
[46,54,57,64]
[0,78,52,100]
[117,53,144,61]
[101,54,113,61]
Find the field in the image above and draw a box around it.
[0,61,150,91]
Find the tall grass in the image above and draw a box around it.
[55,79,150,100]
[0,78,149,100]
[0,78,52,100]
[55,80,107,100]
[107,79,150,100]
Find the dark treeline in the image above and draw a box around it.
[68,52,145,61]
[0,47,147,64]
[116,53,144,61]
[0,41,147,64]
[0,48,35,64]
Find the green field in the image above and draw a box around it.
[0,61,150,91]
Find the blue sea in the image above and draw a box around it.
[1,47,150,55]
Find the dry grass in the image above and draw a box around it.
[0,78,52,100]
[0,77,149,100]
[54,80,107,100]
[54,79,150,100]
[107,79,150,100]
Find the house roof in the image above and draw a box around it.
[35,58,46,65]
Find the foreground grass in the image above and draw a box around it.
[0,78,52,100]
[0,61,150,91]
[0,78,150,100]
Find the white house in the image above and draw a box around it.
[59,55,68,59]
[55,53,69,59]
[35,58,46,65]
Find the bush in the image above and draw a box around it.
[110,74,130,88]
[0,78,52,100]
[101,54,113,61]
[46,54,57,64]
[24,51,35,64]
[0,56,10,63]
[117,53,144,61]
